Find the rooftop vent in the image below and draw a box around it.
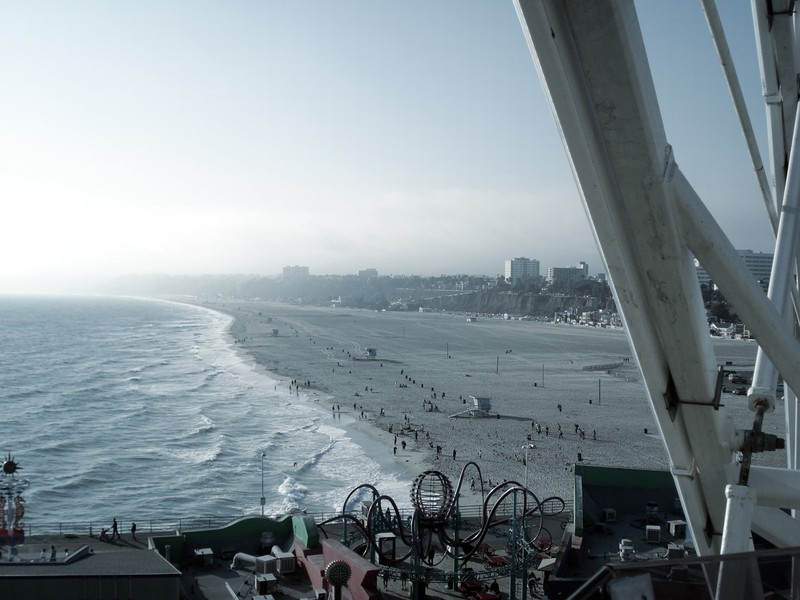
[646,525,661,543]
[619,538,635,562]
[601,508,616,523]
[668,520,687,539]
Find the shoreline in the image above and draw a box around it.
[215,299,429,492]
[189,298,768,506]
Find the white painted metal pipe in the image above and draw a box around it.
[724,464,800,508]
[716,485,757,600]
[672,169,800,400]
[750,100,800,412]
[750,0,788,206]
[701,0,778,230]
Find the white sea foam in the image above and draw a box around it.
[0,296,415,529]
[190,414,217,435]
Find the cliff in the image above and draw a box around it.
[416,290,608,316]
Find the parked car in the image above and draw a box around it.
[729,375,749,384]
[731,386,747,395]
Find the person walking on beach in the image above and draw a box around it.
[112,518,120,540]
[452,448,457,460]
[131,522,137,541]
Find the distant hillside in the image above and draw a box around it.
[100,273,612,316]
[418,289,608,315]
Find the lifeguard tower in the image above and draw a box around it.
[449,395,493,419]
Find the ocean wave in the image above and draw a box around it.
[0,296,416,524]
[190,414,216,436]
[172,440,223,465]
[188,369,229,393]
[274,419,321,438]
[276,476,308,512]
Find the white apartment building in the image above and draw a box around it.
[504,257,540,285]
[546,265,588,286]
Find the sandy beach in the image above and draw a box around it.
[198,300,768,506]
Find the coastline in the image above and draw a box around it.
[216,299,429,493]
[190,298,767,505]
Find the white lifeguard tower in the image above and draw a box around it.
[471,396,491,413]
[450,395,493,419]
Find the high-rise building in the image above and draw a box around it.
[546,266,587,285]
[695,250,773,290]
[546,262,589,289]
[504,257,540,285]
[282,265,309,279]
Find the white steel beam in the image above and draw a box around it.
[750,103,800,411]
[671,170,800,397]
[752,506,800,547]
[750,0,785,207]
[513,0,800,567]
[725,465,800,508]
[514,0,733,555]
[700,0,778,230]
[715,485,758,600]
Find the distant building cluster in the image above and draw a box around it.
[695,249,773,291]
[358,268,378,278]
[282,265,309,279]
[504,256,599,290]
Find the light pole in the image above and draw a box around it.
[523,444,535,489]
[260,452,266,516]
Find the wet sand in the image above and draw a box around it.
[199,300,765,504]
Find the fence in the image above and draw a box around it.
[21,501,569,537]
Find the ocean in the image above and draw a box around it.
[0,295,412,533]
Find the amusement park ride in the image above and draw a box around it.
[323,465,565,600]
[0,454,27,551]
[510,1,800,598]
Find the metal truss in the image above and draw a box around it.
[513,1,800,598]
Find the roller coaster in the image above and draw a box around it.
[319,463,565,600]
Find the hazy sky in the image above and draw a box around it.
[0,1,775,292]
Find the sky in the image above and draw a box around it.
[0,1,776,293]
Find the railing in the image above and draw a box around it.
[22,511,342,537]
[20,502,570,537]
[566,544,800,600]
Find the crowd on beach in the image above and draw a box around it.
[270,320,618,501]
[209,301,687,503]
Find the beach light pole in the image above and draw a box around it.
[260,452,266,516]
[523,444,535,489]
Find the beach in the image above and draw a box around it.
[201,299,768,505]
